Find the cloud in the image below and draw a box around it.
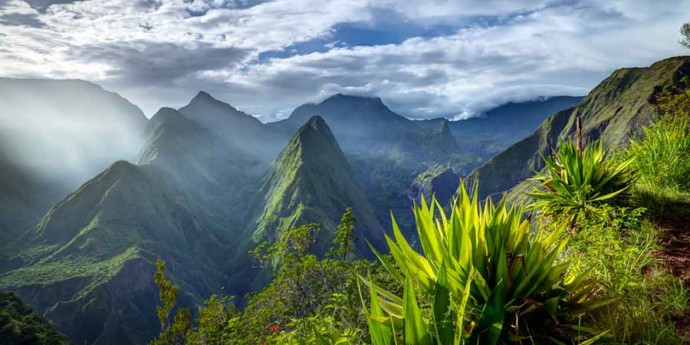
[19,0,85,13]
[71,41,249,85]
[0,0,688,119]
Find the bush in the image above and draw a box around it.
[364,182,611,344]
[628,113,690,193]
[529,139,635,226]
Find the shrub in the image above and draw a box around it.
[529,139,635,225]
[364,182,612,344]
[628,113,690,193]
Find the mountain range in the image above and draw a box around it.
[4,54,684,344]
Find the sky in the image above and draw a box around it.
[0,0,688,121]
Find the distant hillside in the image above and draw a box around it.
[178,92,282,159]
[0,152,60,247]
[419,96,583,158]
[270,94,462,160]
[469,56,690,198]
[0,78,147,188]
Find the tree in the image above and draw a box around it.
[682,23,690,48]
[331,208,357,260]
[150,259,192,345]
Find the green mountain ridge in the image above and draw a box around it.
[0,78,148,255]
[470,56,690,198]
[1,160,237,345]
[255,116,384,251]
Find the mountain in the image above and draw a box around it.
[469,56,690,198]
[0,289,69,345]
[418,96,583,158]
[270,94,479,232]
[178,91,282,159]
[0,152,60,246]
[407,164,459,206]
[0,161,238,345]
[271,94,462,159]
[0,78,147,249]
[0,107,269,345]
[0,111,388,344]
[255,116,384,252]
[0,78,147,189]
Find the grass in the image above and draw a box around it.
[556,109,690,343]
[0,247,140,291]
[559,208,686,344]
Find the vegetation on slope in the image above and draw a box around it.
[149,210,400,345]
[145,58,690,344]
[255,115,383,251]
[0,289,70,345]
[470,56,690,198]
[0,161,237,345]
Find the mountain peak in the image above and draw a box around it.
[289,116,340,160]
[256,115,383,246]
[191,90,220,103]
[150,107,189,126]
[320,93,384,106]
[305,115,327,131]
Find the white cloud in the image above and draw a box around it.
[0,0,688,119]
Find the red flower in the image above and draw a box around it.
[268,323,281,333]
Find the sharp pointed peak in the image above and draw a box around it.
[282,116,339,155]
[190,90,220,103]
[292,115,333,141]
[194,90,214,99]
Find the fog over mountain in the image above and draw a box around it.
[0,78,147,190]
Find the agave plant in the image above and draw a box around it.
[363,182,612,345]
[529,139,635,223]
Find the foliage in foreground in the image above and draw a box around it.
[560,205,687,344]
[365,183,611,345]
[528,84,690,344]
[629,116,690,190]
[528,138,635,226]
[150,209,399,345]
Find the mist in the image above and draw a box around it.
[0,78,147,191]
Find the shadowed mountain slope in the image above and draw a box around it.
[469,56,690,198]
